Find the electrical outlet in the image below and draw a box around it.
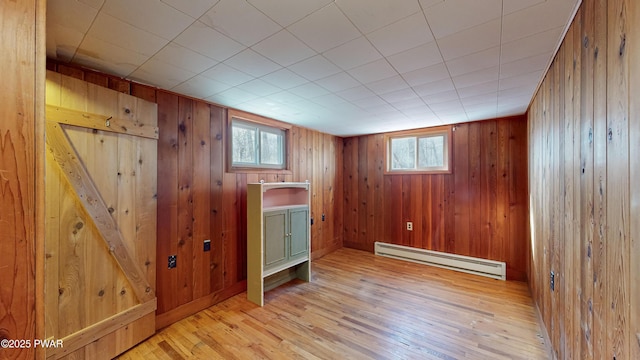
[406,222,413,231]
[203,239,211,252]
[168,255,177,269]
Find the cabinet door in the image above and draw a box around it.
[264,210,288,271]
[289,207,309,261]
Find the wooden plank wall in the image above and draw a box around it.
[528,0,640,358]
[46,61,344,327]
[342,116,529,281]
[0,1,44,359]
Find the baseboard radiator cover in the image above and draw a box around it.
[374,242,506,280]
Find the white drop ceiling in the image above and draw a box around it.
[47,0,579,136]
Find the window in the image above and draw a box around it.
[384,126,452,174]
[228,111,288,171]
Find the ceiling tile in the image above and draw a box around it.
[252,30,316,67]
[289,82,331,99]
[47,0,98,38]
[380,88,419,103]
[413,77,455,97]
[421,89,459,105]
[322,37,382,71]
[401,62,449,87]
[315,72,361,92]
[73,36,147,77]
[260,68,308,89]
[348,58,397,84]
[367,12,433,56]
[170,75,231,98]
[437,19,501,61]
[400,103,432,116]
[387,98,426,112]
[336,86,376,101]
[201,63,253,86]
[288,55,341,81]
[457,80,499,99]
[200,0,282,46]
[152,42,218,73]
[86,12,168,57]
[130,58,196,89]
[47,24,85,61]
[335,0,421,34]
[310,93,347,107]
[223,48,282,77]
[429,99,464,113]
[287,3,361,53]
[387,41,442,74]
[446,46,499,77]
[366,75,410,95]
[160,0,219,18]
[499,70,544,91]
[79,0,105,8]
[452,66,499,88]
[102,0,194,40]
[503,0,577,43]
[235,79,281,97]
[352,96,387,109]
[206,88,259,107]
[247,0,333,27]
[425,0,502,39]
[500,52,551,79]
[173,21,245,62]
[460,92,498,107]
[418,0,444,10]
[503,0,545,15]
[266,91,305,104]
[501,27,564,63]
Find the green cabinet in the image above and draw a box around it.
[263,207,309,275]
[247,182,311,306]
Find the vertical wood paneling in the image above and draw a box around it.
[156,91,179,314]
[592,0,608,357]
[509,119,528,282]
[177,98,194,306]
[528,0,640,357]
[468,122,481,257]
[629,0,640,358]
[606,1,630,358]
[453,124,470,256]
[192,102,211,299]
[342,116,529,280]
[579,2,595,357]
[209,106,225,294]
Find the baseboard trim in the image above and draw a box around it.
[311,242,342,260]
[534,302,556,360]
[155,281,246,330]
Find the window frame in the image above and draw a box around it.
[383,125,453,175]
[226,109,291,174]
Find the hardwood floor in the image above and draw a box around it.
[118,248,548,359]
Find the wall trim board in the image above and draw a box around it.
[155,281,246,330]
[534,301,558,360]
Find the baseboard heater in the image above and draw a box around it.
[374,242,506,280]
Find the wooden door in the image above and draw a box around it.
[44,72,158,359]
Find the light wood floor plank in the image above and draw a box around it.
[117,248,547,359]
